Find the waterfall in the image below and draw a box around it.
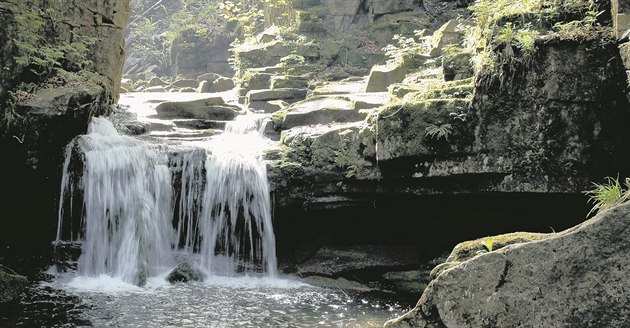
[198,114,277,276]
[57,118,175,285]
[56,113,278,282]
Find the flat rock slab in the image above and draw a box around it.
[247,88,308,102]
[298,245,420,277]
[283,97,367,129]
[155,96,239,120]
[172,119,228,130]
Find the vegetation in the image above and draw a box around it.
[584,177,630,217]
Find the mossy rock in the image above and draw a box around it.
[0,265,27,303]
[447,231,552,263]
[167,262,206,283]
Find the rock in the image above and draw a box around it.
[197,73,222,83]
[121,78,134,90]
[247,88,308,102]
[248,100,288,113]
[197,80,211,93]
[0,265,27,303]
[210,77,235,92]
[167,262,206,283]
[386,202,630,328]
[429,20,466,57]
[147,76,168,87]
[170,79,199,88]
[270,76,309,89]
[144,86,168,92]
[382,270,428,296]
[442,50,473,81]
[155,97,239,120]
[241,72,273,91]
[282,97,367,129]
[179,87,196,93]
[370,0,416,15]
[297,245,420,276]
[365,64,407,92]
[326,0,362,31]
[303,276,372,292]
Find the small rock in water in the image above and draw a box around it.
[167,263,206,283]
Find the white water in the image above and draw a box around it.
[57,113,278,283]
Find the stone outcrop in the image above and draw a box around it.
[0,0,130,247]
[167,262,206,283]
[385,202,630,328]
[155,97,240,120]
[0,265,27,303]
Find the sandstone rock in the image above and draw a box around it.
[210,77,235,92]
[0,265,28,303]
[179,87,196,93]
[147,76,168,87]
[144,86,168,92]
[282,97,367,129]
[197,80,211,93]
[365,64,407,92]
[386,202,630,328]
[241,72,273,91]
[247,88,308,102]
[429,20,467,57]
[155,97,239,120]
[326,0,362,30]
[197,72,222,83]
[167,262,206,283]
[271,76,309,89]
[170,79,198,88]
[248,100,288,113]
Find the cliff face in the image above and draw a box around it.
[0,0,130,247]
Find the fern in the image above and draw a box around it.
[425,123,453,141]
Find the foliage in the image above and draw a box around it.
[383,30,429,66]
[425,123,453,141]
[480,239,493,252]
[584,177,630,217]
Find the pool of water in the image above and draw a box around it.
[1,270,410,327]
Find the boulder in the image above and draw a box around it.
[386,202,630,328]
[170,79,198,88]
[121,78,134,90]
[247,88,308,102]
[197,80,211,93]
[365,64,407,92]
[179,87,196,93]
[197,72,222,83]
[241,72,273,91]
[0,265,28,303]
[270,76,309,89]
[282,97,367,129]
[167,262,206,283]
[147,76,168,87]
[144,86,168,92]
[429,20,466,57]
[210,77,235,92]
[155,97,239,120]
[326,0,362,31]
[382,270,428,296]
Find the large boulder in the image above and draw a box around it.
[155,97,239,120]
[386,202,630,328]
[365,64,407,92]
[167,262,206,283]
[170,79,198,88]
[210,77,235,92]
[0,265,28,303]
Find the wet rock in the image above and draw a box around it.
[155,97,239,120]
[386,203,630,328]
[382,270,428,296]
[179,87,196,93]
[248,100,288,113]
[0,265,27,303]
[167,262,206,283]
[197,80,211,93]
[303,276,372,292]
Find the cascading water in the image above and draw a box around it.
[57,113,278,282]
[56,117,175,285]
[198,114,277,276]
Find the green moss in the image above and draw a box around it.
[447,232,551,262]
[272,109,288,130]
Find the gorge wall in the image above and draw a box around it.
[0,0,130,247]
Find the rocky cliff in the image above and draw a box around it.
[0,0,130,246]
